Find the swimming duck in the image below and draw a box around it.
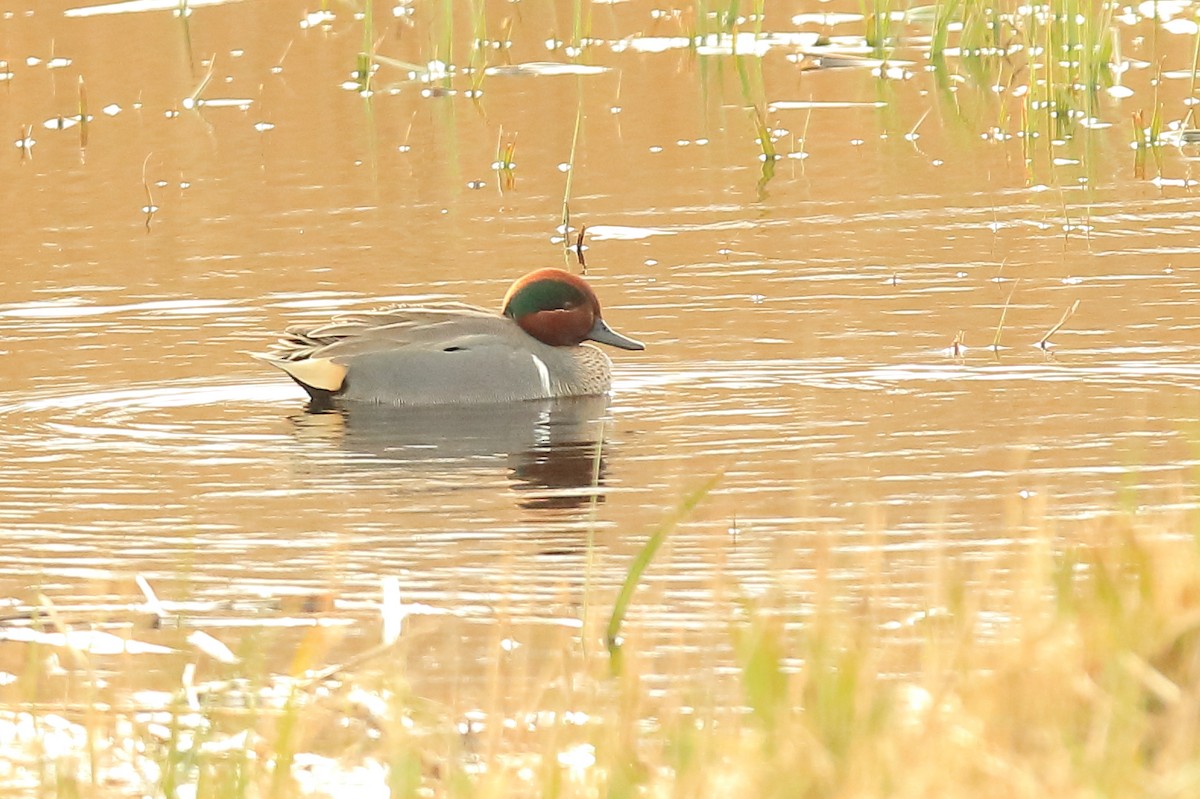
[256,268,644,405]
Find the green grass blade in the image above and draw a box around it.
[605,473,724,664]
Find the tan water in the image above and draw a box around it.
[3,0,1200,696]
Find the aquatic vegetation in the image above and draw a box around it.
[41,0,1197,188]
[605,473,724,671]
[6,1,1200,796]
[560,100,584,245]
[492,127,518,192]
[3,501,1200,797]
[1132,105,1166,178]
[435,0,454,91]
[990,278,1020,352]
[355,0,376,94]
[77,75,89,149]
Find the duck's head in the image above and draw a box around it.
[502,268,645,351]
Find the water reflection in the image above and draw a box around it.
[6,0,1200,739]
[288,397,611,511]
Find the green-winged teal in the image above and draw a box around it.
[256,268,644,405]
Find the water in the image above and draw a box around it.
[2,0,1200,699]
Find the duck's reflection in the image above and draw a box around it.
[288,396,611,510]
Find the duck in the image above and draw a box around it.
[255,268,644,406]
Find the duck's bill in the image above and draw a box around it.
[588,318,645,351]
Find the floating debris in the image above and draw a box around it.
[788,52,916,71]
[183,97,253,110]
[791,11,863,24]
[769,100,888,110]
[43,116,84,130]
[65,0,243,16]
[484,62,609,77]
[616,31,821,55]
[1163,18,1198,34]
[14,129,35,155]
[586,225,674,241]
[187,630,239,664]
[1152,176,1200,187]
[299,8,335,27]
[1160,129,1200,145]
[0,627,175,655]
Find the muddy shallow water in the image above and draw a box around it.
[3,0,1200,701]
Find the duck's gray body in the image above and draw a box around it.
[257,303,615,405]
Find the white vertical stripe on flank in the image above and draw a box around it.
[529,353,551,395]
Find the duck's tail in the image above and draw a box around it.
[250,351,348,402]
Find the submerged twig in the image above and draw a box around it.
[136,574,167,620]
[950,330,966,357]
[294,635,400,691]
[575,225,588,270]
[907,108,931,146]
[141,154,158,231]
[185,55,216,108]
[1038,299,1080,350]
[18,123,33,161]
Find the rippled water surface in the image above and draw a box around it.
[4,0,1200,699]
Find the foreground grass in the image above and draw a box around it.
[4,500,1200,798]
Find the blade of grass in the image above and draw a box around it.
[78,76,88,149]
[560,90,584,247]
[177,0,195,74]
[606,472,724,668]
[440,0,453,89]
[357,0,374,93]
[992,277,1020,351]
